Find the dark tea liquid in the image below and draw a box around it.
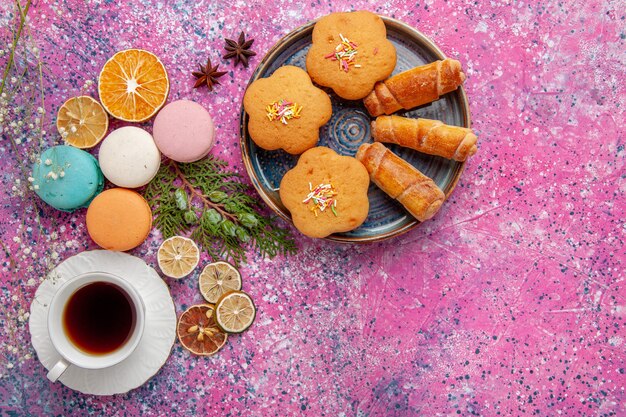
[63,282,136,355]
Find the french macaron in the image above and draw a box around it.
[32,145,104,212]
[152,100,215,162]
[98,126,161,188]
[86,188,152,251]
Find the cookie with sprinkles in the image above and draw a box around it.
[279,146,370,238]
[243,65,332,154]
[306,11,396,100]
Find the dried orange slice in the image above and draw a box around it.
[157,236,200,279]
[215,290,256,334]
[199,261,242,304]
[98,49,169,122]
[56,96,109,149]
[177,304,227,356]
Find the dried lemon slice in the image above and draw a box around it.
[215,290,256,334]
[157,236,200,279]
[98,49,169,122]
[177,304,227,356]
[199,261,242,304]
[56,96,109,149]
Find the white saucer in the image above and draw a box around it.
[29,250,176,395]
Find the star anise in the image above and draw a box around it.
[223,32,257,68]
[192,58,227,91]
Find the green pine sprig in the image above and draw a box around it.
[144,157,297,266]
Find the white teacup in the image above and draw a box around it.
[46,271,145,382]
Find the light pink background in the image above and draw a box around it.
[0,0,624,415]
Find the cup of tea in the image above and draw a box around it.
[46,271,146,382]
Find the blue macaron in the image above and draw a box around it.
[32,145,104,212]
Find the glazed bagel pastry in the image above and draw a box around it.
[243,65,332,154]
[364,58,466,116]
[356,142,445,222]
[279,147,370,238]
[371,115,478,161]
[306,10,396,100]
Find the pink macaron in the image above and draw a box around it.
[153,100,215,162]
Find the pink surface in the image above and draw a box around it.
[0,0,624,416]
[153,99,215,162]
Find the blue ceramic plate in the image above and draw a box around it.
[240,17,471,243]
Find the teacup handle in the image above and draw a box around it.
[47,358,69,382]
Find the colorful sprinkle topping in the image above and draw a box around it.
[302,182,338,217]
[324,33,360,72]
[266,99,303,125]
